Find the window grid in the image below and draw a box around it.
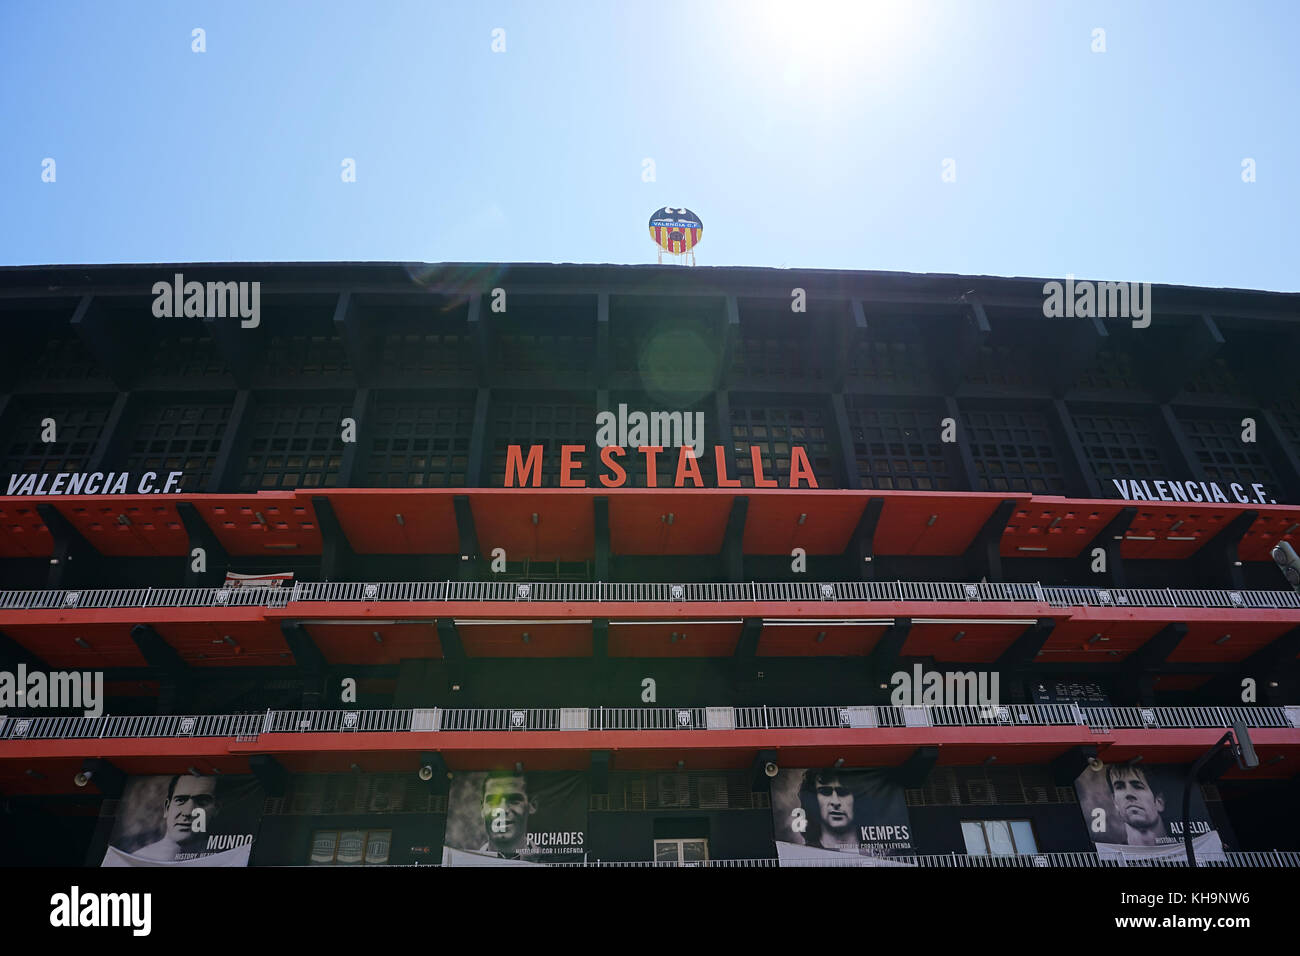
[1071,411,1168,480]
[1072,348,1139,392]
[847,329,933,387]
[653,838,709,864]
[239,400,345,490]
[731,323,828,383]
[493,332,594,375]
[365,398,474,487]
[261,334,350,379]
[964,408,1067,493]
[845,400,952,490]
[1183,356,1241,396]
[961,819,1038,857]
[1268,396,1300,460]
[964,342,1037,388]
[125,400,231,491]
[489,399,595,487]
[145,333,228,379]
[21,333,105,383]
[612,335,640,375]
[906,767,1076,807]
[265,773,445,816]
[1177,414,1280,488]
[377,332,470,375]
[2,401,111,474]
[729,402,836,488]
[593,772,761,811]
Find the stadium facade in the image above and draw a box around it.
[0,261,1298,868]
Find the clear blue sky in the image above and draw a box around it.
[2,1,1297,290]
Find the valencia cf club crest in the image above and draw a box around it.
[649,207,703,263]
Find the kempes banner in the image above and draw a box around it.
[100,774,264,867]
[1074,761,1225,862]
[441,771,588,865]
[770,768,914,865]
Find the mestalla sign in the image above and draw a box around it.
[1108,477,1277,505]
[502,444,819,488]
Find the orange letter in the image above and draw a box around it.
[750,445,778,488]
[599,445,627,487]
[638,446,662,488]
[790,446,818,488]
[674,447,703,488]
[714,445,740,487]
[560,444,586,487]
[505,445,543,487]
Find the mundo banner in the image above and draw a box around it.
[101,774,264,867]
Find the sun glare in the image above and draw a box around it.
[742,0,912,92]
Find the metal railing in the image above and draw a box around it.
[2,713,265,740]
[1,581,1298,612]
[4,704,1297,742]
[1081,705,1297,731]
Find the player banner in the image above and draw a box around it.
[101,774,264,867]
[1074,760,1225,862]
[441,770,588,866]
[770,767,914,865]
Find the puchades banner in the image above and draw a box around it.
[441,771,588,866]
[1074,761,1226,862]
[770,768,914,865]
[101,774,264,867]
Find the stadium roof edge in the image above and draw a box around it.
[0,261,1296,312]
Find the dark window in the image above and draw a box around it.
[365,396,474,487]
[377,331,470,375]
[905,767,1076,807]
[239,398,346,490]
[1176,414,1280,489]
[731,312,829,383]
[493,330,594,376]
[964,342,1038,389]
[262,334,350,379]
[1268,396,1300,461]
[847,323,933,387]
[1071,410,1167,479]
[593,772,764,811]
[126,399,231,491]
[489,397,595,487]
[730,400,836,488]
[965,408,1067,493]
[1,399,112,474]
[1071,348,1140,392]
[20,331,106,384]
[144,325,228,379]
[653,838,709,865]
[1183,356,1241,396]
[961,820,1038,856]
[845,399,951,490]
